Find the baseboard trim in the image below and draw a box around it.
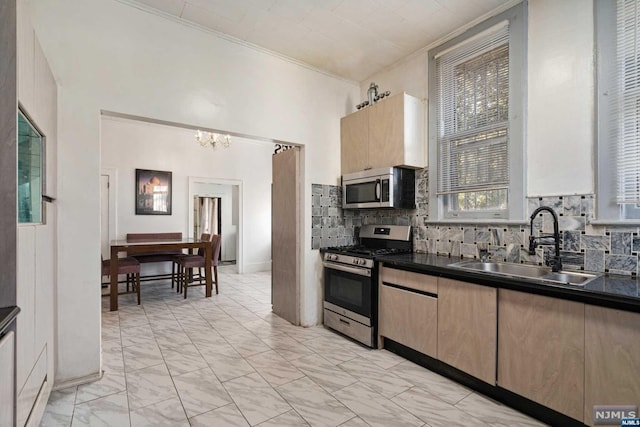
[384,339,586,427]
[52,370,103,391]
[243,262,271,274]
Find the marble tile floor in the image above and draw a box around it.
[41,267,547,427]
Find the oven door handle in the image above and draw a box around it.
[323,261,371,277]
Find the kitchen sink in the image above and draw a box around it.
[447,260,599,287]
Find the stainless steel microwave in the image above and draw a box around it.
[342,167,416,209]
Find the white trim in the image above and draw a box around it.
[243,261,272,274]
[434,20,509,60]
[100,167,118,243]
[100,110,302,147]
[51,370,102,391]
[113,0,358,85]
[588,219,640,226]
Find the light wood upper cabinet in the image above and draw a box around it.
[340,107,369,175]
[584,305,640,426]
[437,278,497,385]
[498,289,585,422]
[340,93,424,175]
[378,266,438,357]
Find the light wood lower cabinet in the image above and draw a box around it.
[584,305,640,426]
[378,266,438,356]
[377,266,640,426]
[0,331,15,427]
[379,284,437,357]
[437,278,497,384]
[498,289,584,422]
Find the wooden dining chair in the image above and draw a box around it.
[176,234,221,298]
[101,256,141,305]
[171,233,210,292]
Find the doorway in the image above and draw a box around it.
[188,177,241,272]
[194,196,221,237]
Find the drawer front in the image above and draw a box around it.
[324,309,373,347]
[379,284,437,357]
[380,266,438,295]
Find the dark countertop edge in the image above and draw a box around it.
[0,306,20,334]
[378,256,640,314]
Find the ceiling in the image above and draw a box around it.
[126,0,516,82]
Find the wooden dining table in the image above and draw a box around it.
[109,237,213,311]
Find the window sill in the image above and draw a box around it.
[588,219,640,226]
[424,219,528,226]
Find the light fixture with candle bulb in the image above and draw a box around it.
[195,130,231,149]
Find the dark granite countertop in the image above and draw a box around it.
[377,253,640,313]
[0,306,20,334]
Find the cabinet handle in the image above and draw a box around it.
[339,318,351,325]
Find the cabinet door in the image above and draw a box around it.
[498,290,584,422]
[437,278,497,384]
[340,108,369,174]
[584,306,640,426]
[368,93,405,169]
[0,331,15,427]
[379,284,437,357]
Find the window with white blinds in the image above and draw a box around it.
[597,0,640,220]
[615,0,640,205]
[428,2,526,222]
[436,23,510,215]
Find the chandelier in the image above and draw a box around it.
[195,130,231,149]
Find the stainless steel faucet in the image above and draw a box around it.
[528,206,562,272]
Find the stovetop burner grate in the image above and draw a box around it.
[326,245,412,257]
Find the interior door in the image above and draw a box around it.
[272,147,301,325]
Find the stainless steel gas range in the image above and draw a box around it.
[322,224,412,347]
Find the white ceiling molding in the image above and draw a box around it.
[117,0,519,82]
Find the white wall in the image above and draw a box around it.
[101,116,270,272]
[17,0,58,422]
[361,0,595,197]
[526,0,594,196]
[30,0,358,383]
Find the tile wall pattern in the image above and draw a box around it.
[311,169,428,250]
[314,168,640,275]
[418,194,640,276]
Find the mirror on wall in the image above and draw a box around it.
[17,110,44,224]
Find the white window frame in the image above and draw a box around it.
[428,2,527,223]
[596,0,640,222]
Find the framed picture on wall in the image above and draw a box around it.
[135,169,172,215]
